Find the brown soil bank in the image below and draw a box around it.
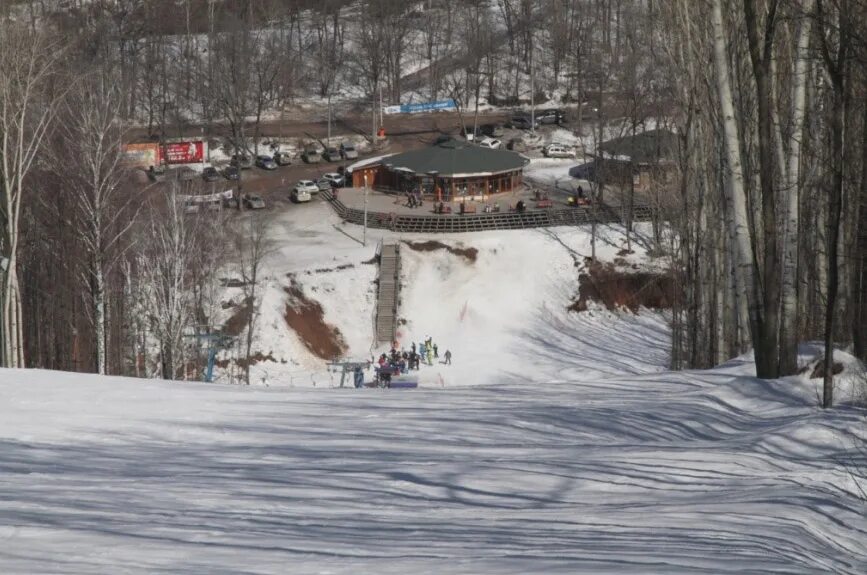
[569,262,674,312]
[284,281,348,360]
[403,240,478,262]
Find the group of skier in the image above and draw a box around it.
[377,337,452,373]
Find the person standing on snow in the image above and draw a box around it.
[426,347,433,365]
[444,350,452,365]
[433,343,439,359]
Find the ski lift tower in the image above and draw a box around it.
[185,330,235,383]
[327,360,372,388]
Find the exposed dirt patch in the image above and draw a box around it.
[569,261,674,312]
[283,279,348,360]
[303,263,355,275]
[806,359,845,379]
[236,352,278,369]
[222,298,253,336]
[403,240,478,263]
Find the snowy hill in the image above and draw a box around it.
[0,358,865,573]
[2,198,864,574]
[226,199,670,388]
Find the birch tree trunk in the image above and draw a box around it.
[778,0,814,375]
[711,0,759,361]
[0,24,63,368]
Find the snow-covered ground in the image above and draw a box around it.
[2,198,866,573]
[1,351,865,573]
[219,200,669,388]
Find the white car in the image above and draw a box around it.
[292,180,317,202]
[294,179,319,194]
[543,143,576,158]
[478,138,502,150]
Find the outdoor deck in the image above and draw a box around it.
[323,186,654,234]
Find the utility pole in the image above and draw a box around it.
[379,83,384,129]
[363,173,369,246]
[372,80,377,147]
[327,92,332,144]
[530,31,536,136]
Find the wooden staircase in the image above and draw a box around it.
[375,242,400,344]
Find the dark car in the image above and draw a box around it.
[322,147,341,162]
[481,123,505,137]
[255,155,277,170]
[223,166,240,180]
[539,108,566,125]
[202,166,220,182]
[507,116,538,130]
[231,153,253,169]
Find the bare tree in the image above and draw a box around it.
[137,187,200,380]
[0,23,65,368]
[816,0,854,407]
[233,214,272,386]
[53,74,137,375]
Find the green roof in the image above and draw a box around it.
[381,139,527,177]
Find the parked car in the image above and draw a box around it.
[147,165,166,182]
[223,166,240,180]
[339,142,358,160]
[294,179,319,195]
[543,143,575,158]
[242,194,266,209]
[231,153,253,169]
[322,147,341,162]
[301,148,321,164]
[291,181,315,203]
[463,126,484,141]
[539,108,566,125]
[322,172,345,187]
[255,155,277,170]
[201,166,220,182]
[173,166,198,181]
[481,123,505,137]
[273,151,293,166]
[477,137,502,150]
[507,116,539,130]
[315,178,334,192]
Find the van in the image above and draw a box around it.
[543,143,575,158]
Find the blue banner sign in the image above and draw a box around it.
[383,99,457,115]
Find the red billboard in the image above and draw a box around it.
[164,141,204,164]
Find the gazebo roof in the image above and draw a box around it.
[380,139,528,177]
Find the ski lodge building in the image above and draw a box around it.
[349,138,529,200]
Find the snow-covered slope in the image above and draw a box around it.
[0,361,865,574]
[231,200,670,387]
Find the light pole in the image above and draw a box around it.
[327,92,332,145]
[363,173,369,247]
